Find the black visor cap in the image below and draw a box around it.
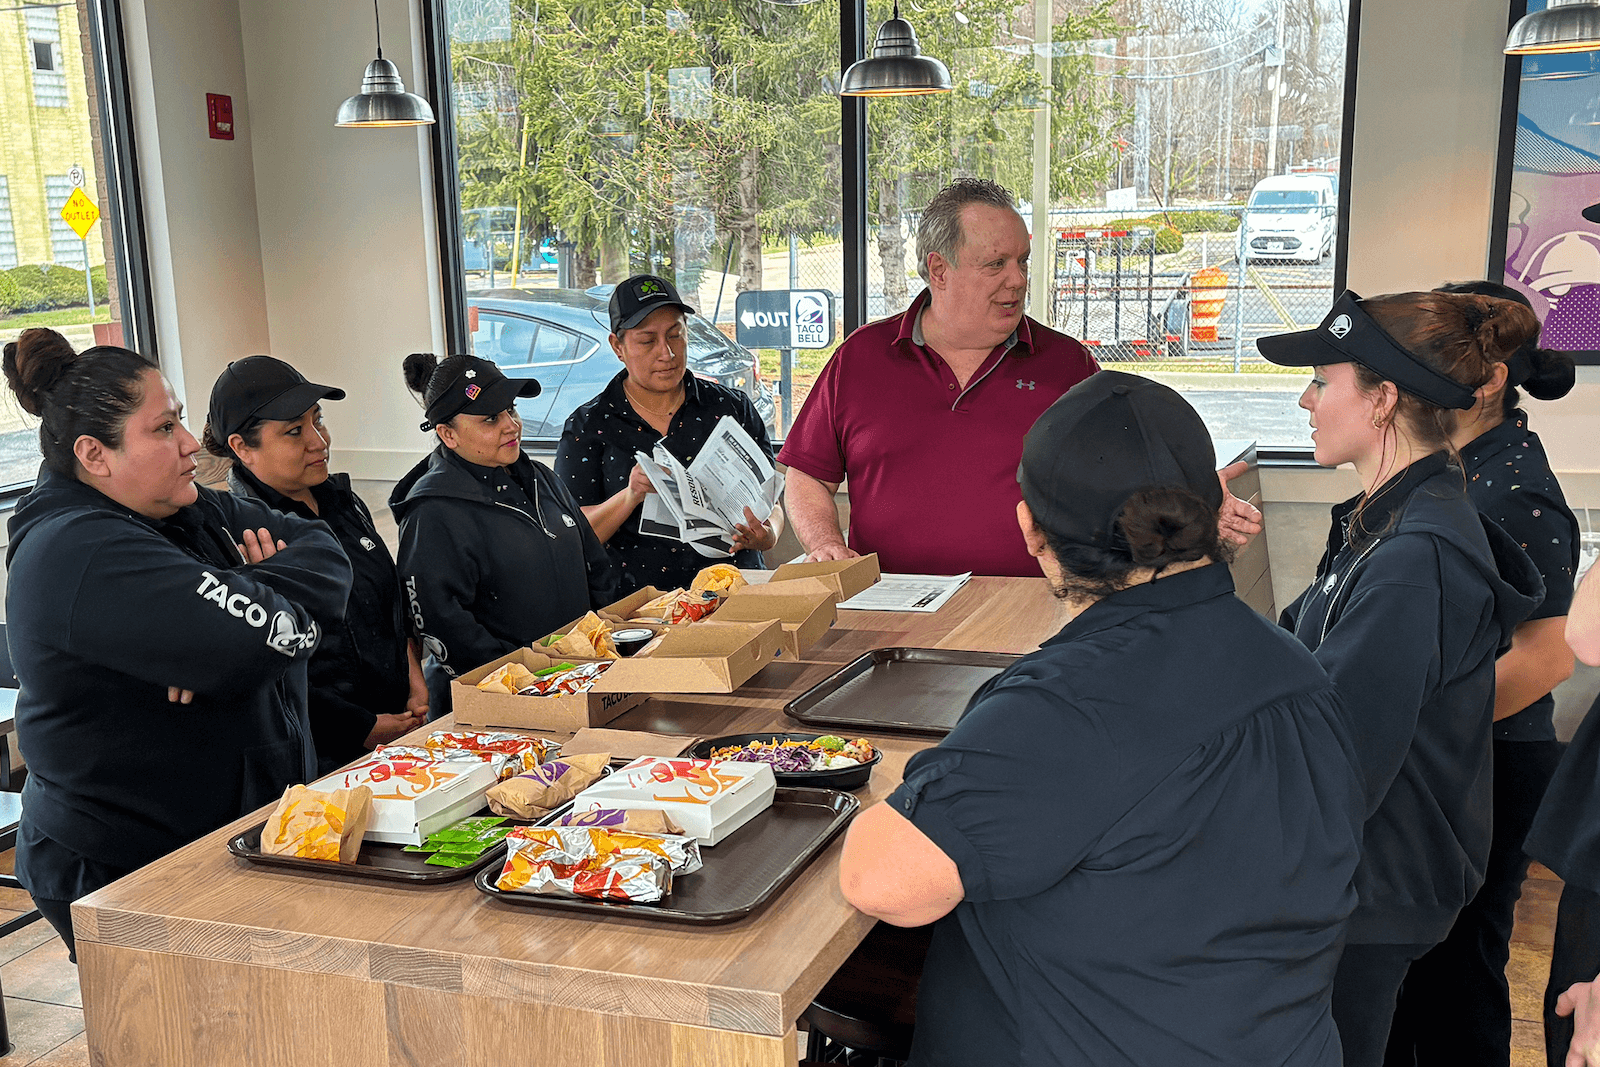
[1256,291,1476,410]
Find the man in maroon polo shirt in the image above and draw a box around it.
[777,179,1085,574]
[781,179,1259,575]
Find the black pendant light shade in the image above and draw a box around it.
[840,5,953,96]
[336,0,437,127]
[1506,0,1600,55]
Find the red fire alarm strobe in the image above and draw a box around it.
[207,93,234,140]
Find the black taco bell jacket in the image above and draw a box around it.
[388,445,617,707]
[1280,454,1544,945]
[4,468,354,874]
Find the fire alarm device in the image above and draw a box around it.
[207,93,234,141]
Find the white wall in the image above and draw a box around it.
[238,0,444,479]
[120,0,269,414]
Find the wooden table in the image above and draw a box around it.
[75,577,1069,1066]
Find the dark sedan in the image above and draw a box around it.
[468,286,778,439]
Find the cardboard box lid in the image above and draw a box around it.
[769,554,881,599]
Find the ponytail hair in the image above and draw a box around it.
[2,328,155,476]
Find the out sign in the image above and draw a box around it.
[733,289,835,350]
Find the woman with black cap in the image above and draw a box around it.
[556,274,782,596]
[205,355,428,774]
[390,353,617,716]
[1258,290,1547,1066]
[1382,282,1579,1067]
[837,371,1365,1067]
[1,329,351,956]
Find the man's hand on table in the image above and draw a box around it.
[1558,977,1600,1065]
[807,542,859,563]
[1217,461,1263,546]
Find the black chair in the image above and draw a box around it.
[0,790,44,1057]
[801,922,931,1065]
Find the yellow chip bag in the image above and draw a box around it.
[690,564,747,596]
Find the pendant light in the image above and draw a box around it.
[1506,0,1600,56]
[336,0,437,128]
[840,1,953,97]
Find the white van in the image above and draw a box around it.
[1242,174,1336,264]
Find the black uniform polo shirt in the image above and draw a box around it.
[555,369,773,597]
[1461,409,1579,741]
[888,563,1364,1067]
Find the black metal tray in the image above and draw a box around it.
[784,647,1020,738]
[227,813,509,884]
[474,787,858,924]
[688,732,881,791]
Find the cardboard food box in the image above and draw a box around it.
[769,553,882,601]
[309,757,499,846]
[570,757,776,845]
[454,650,647,733]
[596,619,783,693]
[712,578,838,659]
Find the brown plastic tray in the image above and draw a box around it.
[783,647,1020,738]
[227,814,509,884]
[474,787,859,924]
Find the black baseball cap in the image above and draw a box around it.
[419,354,541,431]
[609,274,695,334]
[208,355,346,441]
[1256,290,1476,410]
[1018,371,1223,550]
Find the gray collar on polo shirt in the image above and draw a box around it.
[910,304,1020,353]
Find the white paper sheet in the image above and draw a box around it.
[633,416,783,558]
[838,572,973,613]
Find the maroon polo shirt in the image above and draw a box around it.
[778,289,1099,576]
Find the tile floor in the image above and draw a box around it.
[0,854,1565,1065]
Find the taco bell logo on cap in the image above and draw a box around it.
[464,384,482,400]
[1328,314,1353,339]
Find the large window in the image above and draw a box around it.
[860,0,1349,451]
[441,0,843,441]
[435,0,1349,452]
[0,0,151,489]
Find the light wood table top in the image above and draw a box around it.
[74,577,1068,1066]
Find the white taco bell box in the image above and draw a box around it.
[309,757,498,846]
[569,757,776,845]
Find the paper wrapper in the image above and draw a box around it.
[513,662,610,697]
[547,612,619,659]
[563,727,699,762]
[667,590,723,625]
[690,563,747,596]
[422,730,559,777]
[550,807,686,836]
[476,662,540,694]
[261,784,374,864]
[508,825,702,875]
[485,752,611,819]
[632,588,685,619]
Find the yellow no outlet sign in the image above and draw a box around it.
[59,187,99,239]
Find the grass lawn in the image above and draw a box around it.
[0,307,114,331]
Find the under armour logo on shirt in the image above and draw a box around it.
[1016,380,1036,390]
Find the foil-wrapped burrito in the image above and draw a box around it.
[494,825,691,902]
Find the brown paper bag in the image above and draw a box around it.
[261,784,375,864]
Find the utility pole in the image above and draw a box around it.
[1265,0,1286,175]
[1028,0,1053,321]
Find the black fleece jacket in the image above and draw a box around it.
[388,446,617,698]
[4,469,353,873]
[228,466,411,772]
[1281,454,1544,944]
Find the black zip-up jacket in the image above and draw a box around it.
[389,446,617,700]
[228,466,411,772]
[1280,453,1543,944]
[5,468,353,873]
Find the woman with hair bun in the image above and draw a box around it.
[389,352,616,717]
[838,372,1365,1067]
[1381,282,1580,1066]
[204,355,428,774]
[1260,290,1547,1066]
[1,329,352,957]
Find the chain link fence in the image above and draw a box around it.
[1043,206,1336,368]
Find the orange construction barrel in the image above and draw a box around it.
[1189,266,1229,343]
